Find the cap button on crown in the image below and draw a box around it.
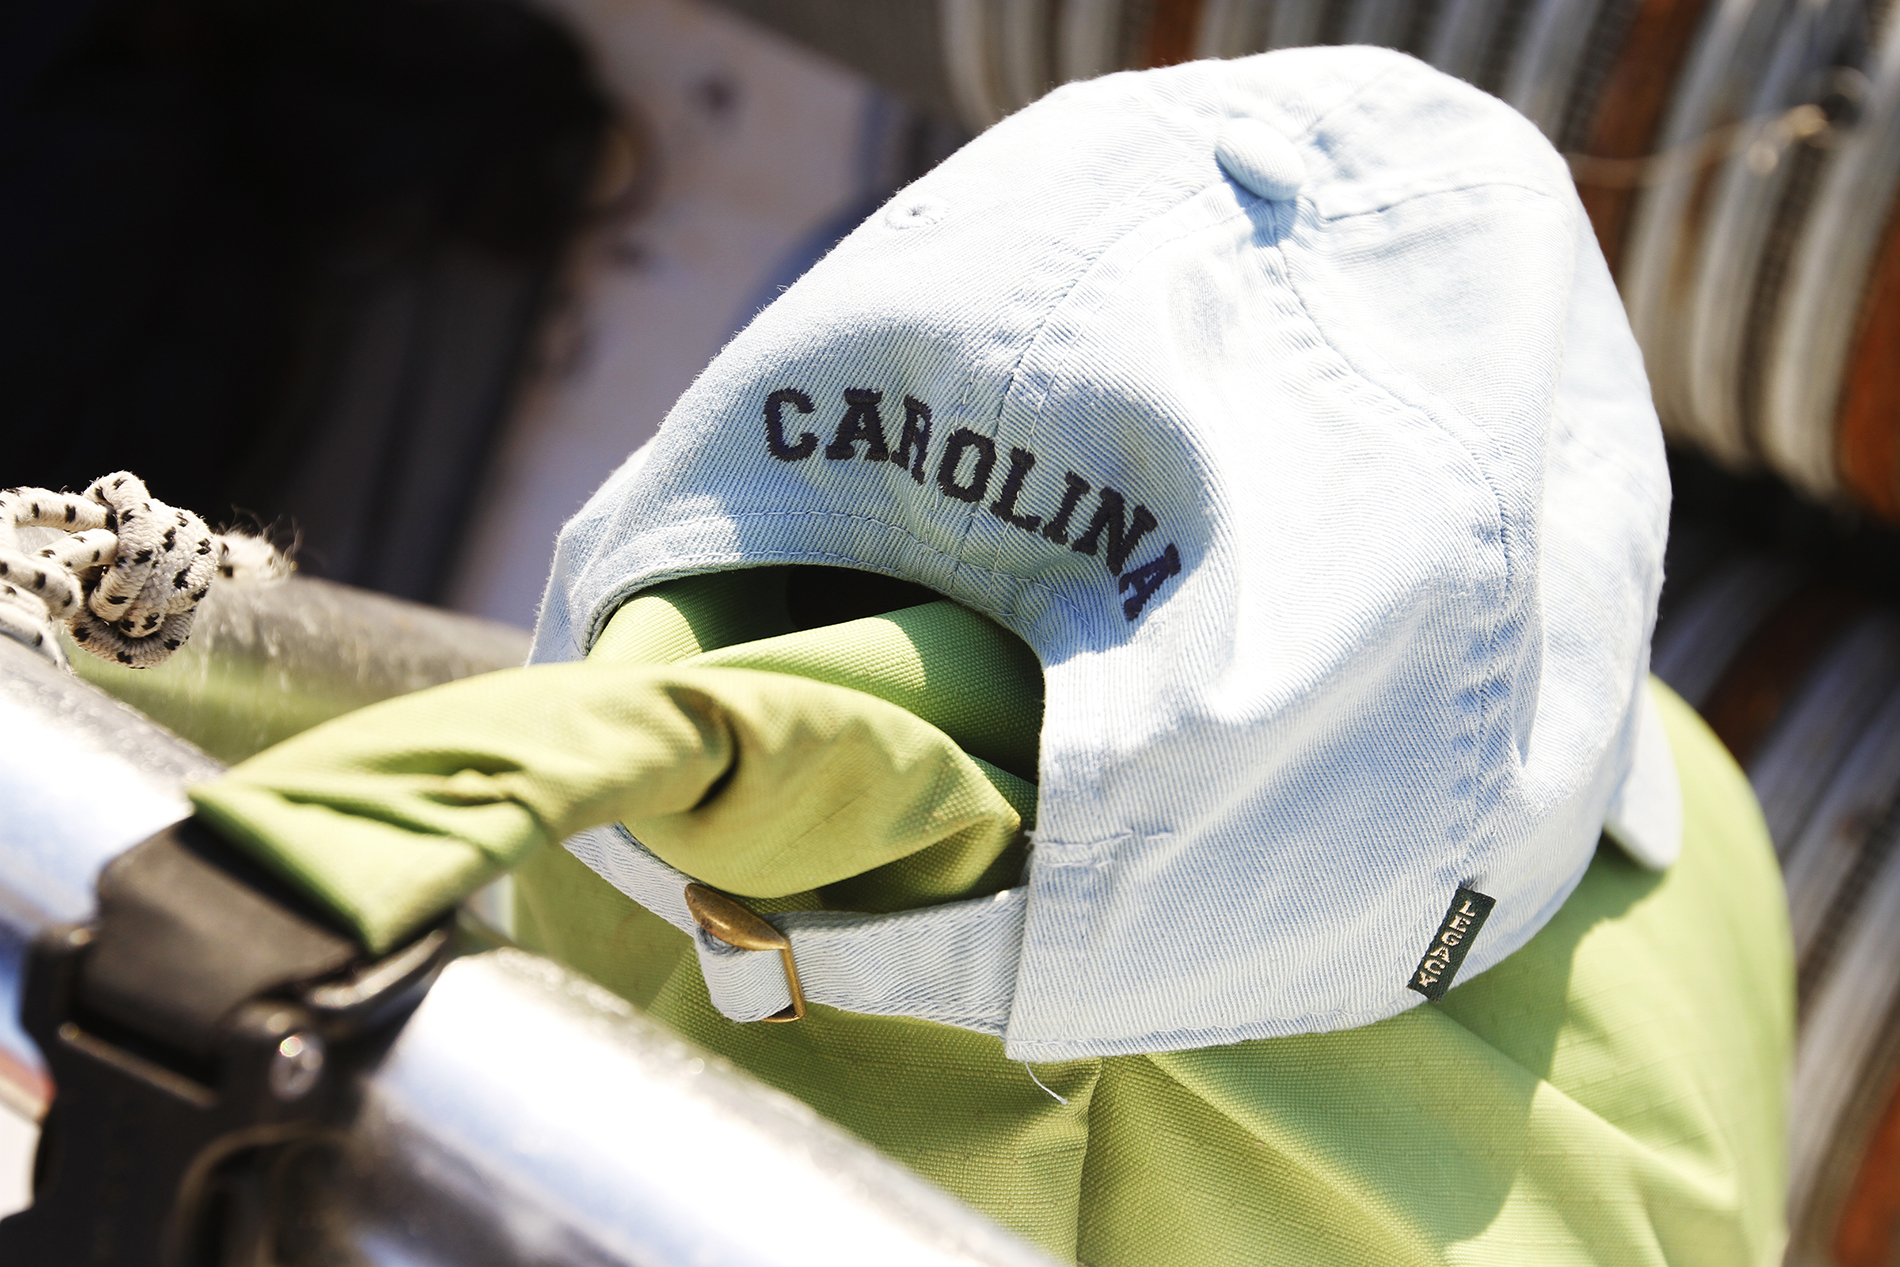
[1215,120,1305,202]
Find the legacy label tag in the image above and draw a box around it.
[1408,886,1495,1001]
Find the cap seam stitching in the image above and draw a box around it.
[1553,402,1673,510]
[953,140,1213,587]
[994,182,1280,549]
[1270,215,1533,884]
[1287,53,1567,217]
[992,177,1240,821]
[1315,176,1571,222]
[1280,56,1412,150]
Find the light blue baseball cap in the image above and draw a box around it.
[533,46,1679,1061]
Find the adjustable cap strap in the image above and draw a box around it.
[566,825,1026,1035]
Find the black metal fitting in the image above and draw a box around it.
[0,818,450,1266]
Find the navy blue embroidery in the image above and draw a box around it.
[1040,472,1091,546]
[896,396,933,484]
[1071,487,1159,575]
[988,447,1043,532]
[825,389,891,461]
[765,388,818,461]
[759,387,1183,622]
[937,428,997,504]
[1118,544,1180,620]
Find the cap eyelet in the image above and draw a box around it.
[886,196,946,229]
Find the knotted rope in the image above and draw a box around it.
[0,472,259,671]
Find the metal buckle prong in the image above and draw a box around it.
[684,884,807,1022]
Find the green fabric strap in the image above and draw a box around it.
[189,660,1030,953]
[187,567,1045,954]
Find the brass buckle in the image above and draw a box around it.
[683,884,806,1022]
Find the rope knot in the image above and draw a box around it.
[0,472,280,671]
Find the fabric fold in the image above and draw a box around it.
[190,661,1028,953]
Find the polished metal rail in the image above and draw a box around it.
[278,947,1055,1267]
[0,637,214,1117]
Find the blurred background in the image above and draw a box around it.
[2,0,964,624]
[11,0,1900,1261]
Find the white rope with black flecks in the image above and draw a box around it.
[0,472,229,671]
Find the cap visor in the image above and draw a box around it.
[1602,684,1682,869]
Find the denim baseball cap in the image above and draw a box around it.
[532,46,1678,1061]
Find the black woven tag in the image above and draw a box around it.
[1407,886,1495,1001]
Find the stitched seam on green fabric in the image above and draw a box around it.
[755,786,878,886]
